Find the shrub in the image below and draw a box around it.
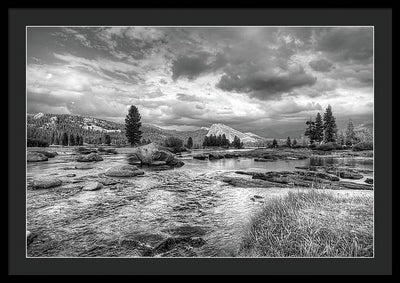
[314,142,342,151]
[163,136,183,150]
[308,143,317,149]
[27,138,49,147]
[352,141,373,151]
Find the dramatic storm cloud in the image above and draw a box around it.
[27,26,373,135]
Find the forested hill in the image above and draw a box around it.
[27,113,208,146]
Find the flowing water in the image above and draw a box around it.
[26,148,373,257]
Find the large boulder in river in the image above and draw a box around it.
[133,143,184,168]
[33,150,58,158]
[134,143,172,164]
[31,177,62,189]
[27,152,48,162]
[77,153,103,162]
[105,165,145,177]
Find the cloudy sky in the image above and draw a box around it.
[27,26,373,135]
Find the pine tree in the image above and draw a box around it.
[105,134,111,145]
[216,135,222,146]
[314,112,324,143]
[50,132,55,145]
[286,137,291,147]
[323,105,338,143]
[69,133,75,146]
[232,136,243,149]
[62,132,69,146]
[272,139,278,147]
[186,137,193,148]
[292,139,297,146]
[337,130,346,145]
[345,119,356,146]
[203,136,209,147]
[221,134,229,147]
[125,105,142,146]
[305,119,316,144]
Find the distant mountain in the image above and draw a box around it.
[206,123,266,144]
[27,113,208,146]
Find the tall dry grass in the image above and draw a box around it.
[238,189,373,257]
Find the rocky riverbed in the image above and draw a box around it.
[26,145,373,257]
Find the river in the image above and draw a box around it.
[26,147,373,257]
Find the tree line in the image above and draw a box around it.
[303,104,369,146]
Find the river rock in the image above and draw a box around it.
[338,171,364,179]
[133,143,174,165]
[76,147,98,155]
[27,152,48,162]
[127,154,142,166]
[33,150,58,158]
[74,164,94,170]
[152,150,175,163]
[105,165,145,177]
[168,159,185,168]
[82,181,103,191]
[105,148,118,154]
[77,153,103,162]
[31,177,62,189]
[224,153,239,158]
[150,161,167,166]
[193,154,208,160]
[234,171,255,176]
[133,143,184,168]
[208,153,224,160]
[365,178,374,184]
[98,178,119,186]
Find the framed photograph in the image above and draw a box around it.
[9,6,393,276]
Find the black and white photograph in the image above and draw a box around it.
[26,26,374,258]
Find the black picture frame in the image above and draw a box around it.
[9,7,393,275]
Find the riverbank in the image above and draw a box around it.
[238,189,373,257]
